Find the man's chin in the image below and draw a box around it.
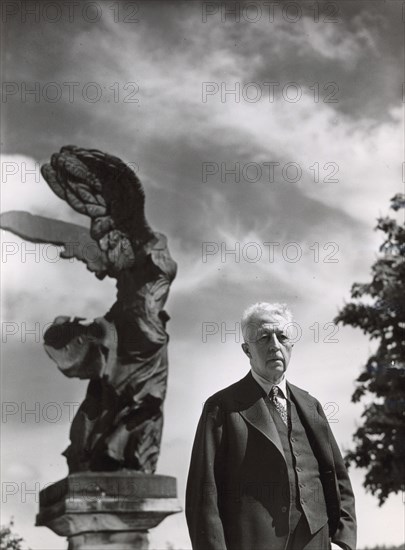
[263,362,285,380]
[267,360,284,369]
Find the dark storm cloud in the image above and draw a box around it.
[143,132,369,249]
[3,1,402,160]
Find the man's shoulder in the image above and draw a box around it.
[287,381,322,408]
[204,372,257,411]
[206,375,248,402]
[287,380,309,396]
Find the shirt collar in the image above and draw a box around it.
[250,368,287,397]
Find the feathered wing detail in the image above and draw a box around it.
[0,211,110,278]
[41,146,156,276]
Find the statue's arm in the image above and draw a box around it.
[44,316,117,380]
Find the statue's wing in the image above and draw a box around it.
[0,210,109,278]
[40,145,155,274]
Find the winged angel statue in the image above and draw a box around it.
[0,146,177,474]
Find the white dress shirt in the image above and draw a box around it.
[251,369,288,417]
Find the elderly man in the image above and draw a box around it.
[186,302,356,550]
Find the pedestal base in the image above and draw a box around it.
[68,531,148,550]
[36,472,181,549]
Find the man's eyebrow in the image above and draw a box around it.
[260,326,286,334]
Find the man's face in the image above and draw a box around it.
[242,312,293,383]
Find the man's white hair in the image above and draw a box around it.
[241,302,293,341]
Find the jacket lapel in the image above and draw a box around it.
[237,373,286,460]
[234,376,336,475]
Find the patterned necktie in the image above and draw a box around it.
[269,386,288,426]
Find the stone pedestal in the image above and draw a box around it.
[36,471,182,549]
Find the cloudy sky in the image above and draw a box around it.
[1,1,403,548]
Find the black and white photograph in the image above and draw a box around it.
[1,1,404,549]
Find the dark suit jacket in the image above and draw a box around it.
[186,372,356,550]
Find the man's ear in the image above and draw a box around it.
[242,343,251,357]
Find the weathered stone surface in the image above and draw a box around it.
[36,472,181,544]
[68,531,149,550]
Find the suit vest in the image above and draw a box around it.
[266,392,329,535]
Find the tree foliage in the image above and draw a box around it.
[0,520,26,550]
[334,193,405,505]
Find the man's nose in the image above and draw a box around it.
[268,334,281,350]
